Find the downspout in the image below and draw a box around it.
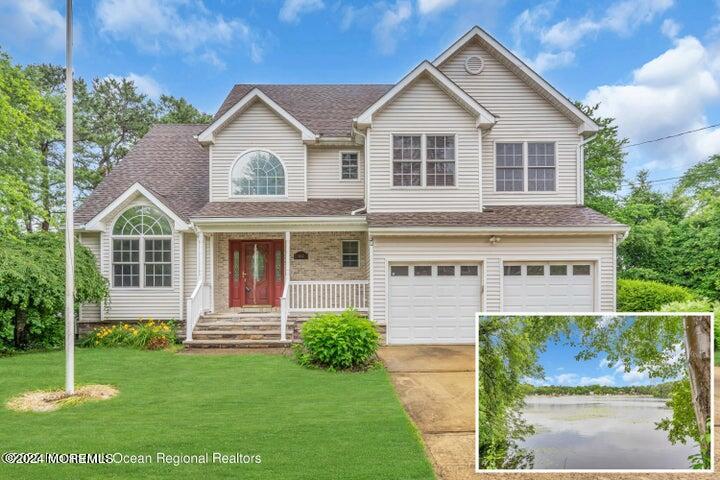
[577,133,597,206]
[351,124,368,215]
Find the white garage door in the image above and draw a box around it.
[502,262,594,312]
[388,263,482,344]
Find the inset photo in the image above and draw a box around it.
[475,313,714,472]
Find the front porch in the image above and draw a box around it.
[185,230,370,347]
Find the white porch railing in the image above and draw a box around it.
[186,282,211,341]
[279,282,289,341]
[288,280,369,312]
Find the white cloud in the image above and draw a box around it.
[512,0,673,73]
[511,1,556,51]
[620,366,650,384]
[579,375,616,386]
[552,373,579,386]
[527,50,574,73]
[417,0,459,15]
[585,35,720,172]
[127,73,164,99]
[373,1,413,55]
[106,73,164,99]
[0,0,66,53]
[279,0,325,23]
[96,0,265,66]
[541,0,674,49]
[661,18,681,38]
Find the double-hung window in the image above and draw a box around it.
[341,152,359,180]
[392,135,422,186]
[426,135,455,186]
[112,206,173,288]
[392,134,456,187]
[495,142,556,192]
[341,240,359,267]
[495,143,524,191]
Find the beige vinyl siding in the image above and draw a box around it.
[98,198,182,321]
[78,232,102,323]
[438,39,581,205]
[209,100,306,202]
[370,234,615,323]
[307,147,365,198]
[367,76,481,212]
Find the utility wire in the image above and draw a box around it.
[623,123,720,148]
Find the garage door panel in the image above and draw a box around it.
[502,262,595,312]
[388,263,481,344]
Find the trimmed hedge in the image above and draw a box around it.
[294,309,379,371]
[617,279,694,312]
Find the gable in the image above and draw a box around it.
[435,27,597,135]
[439,38,580,132]
[199,88,316,144]
[356,61,495,129]
[373,75,478,126]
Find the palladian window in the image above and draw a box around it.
[112,206,172,288]
[231,150,286,196]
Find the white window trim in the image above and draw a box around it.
[390,133,458,189]
[341,239,360,268]
[228,148,289,200]
[339,150,361,182]
[111,234,173,290]
[493,141,558,194]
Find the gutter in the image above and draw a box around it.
[367,225,630,236]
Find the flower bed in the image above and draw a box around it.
[81,320,176,350]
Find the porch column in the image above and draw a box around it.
[196,231,206,285]
[282,231,291,341]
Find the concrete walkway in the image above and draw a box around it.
[379,345,720,480]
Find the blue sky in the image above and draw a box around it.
[1,0,719,187]
[527,318,680,388]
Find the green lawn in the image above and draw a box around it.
[0,349,434,479]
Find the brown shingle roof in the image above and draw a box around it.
[214,84,393,137]
[367,206,625,228]
[193,199,365,218]
[75,124,209,224]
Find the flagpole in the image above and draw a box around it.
[65,0,75,395]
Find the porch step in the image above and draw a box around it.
[203,311,279,319]
[183,339,292,349]
[195,321,289,331]
[192,329,284,341]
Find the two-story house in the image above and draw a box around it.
[75,27,627,347]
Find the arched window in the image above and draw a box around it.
[112,206,172,288]
[231,150,286,196]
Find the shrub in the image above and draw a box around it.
[661,299,720,350]
[617,279,694,312]
[81,320,177,350]
[0,232,108,351]
[294,309,379,371]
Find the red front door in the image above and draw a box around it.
[229,240,283,307]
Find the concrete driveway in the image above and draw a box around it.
[379,345,720,480]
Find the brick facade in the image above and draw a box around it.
[212,231,368,311]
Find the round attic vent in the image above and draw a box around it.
[464,55,484,75]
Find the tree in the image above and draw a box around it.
[0,50,55,231]
[23,64,94,229]
[0,233,108,351]
[157,94,212,124]
[576,102,627,215]
[675,154,720,206]
[0,173,43,237]
[76,77,157,190]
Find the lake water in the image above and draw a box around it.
[518,395,699,469]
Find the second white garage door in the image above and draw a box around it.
[388,263,482,344]
[502,262,595,312]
